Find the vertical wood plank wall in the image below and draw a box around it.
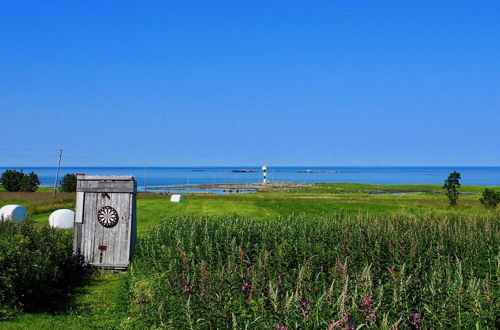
[74,175,136,269]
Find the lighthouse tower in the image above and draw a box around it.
[262,164,267,184]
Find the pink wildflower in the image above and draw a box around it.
[241,281,250,291]
[362,296,373,308]
[298,298,309,319]
[409,312,422,329]
[366,312,377,322]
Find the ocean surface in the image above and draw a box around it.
[1,167,499,190]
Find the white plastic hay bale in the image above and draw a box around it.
[49,209,75,229]
[170,194,183,202]
[0,204,27,222]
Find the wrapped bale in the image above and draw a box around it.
[170,194,183,202]
[0,204,27,222]
[49,209,75,229]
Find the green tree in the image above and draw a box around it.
[19,172,40,192]
[443,171,461,205]
[479,188,500,209]
[0,169,25,192]
[60,173,77,192]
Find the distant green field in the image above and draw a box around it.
[0,183,499,328]
[3,183,496,234]
[1,183,498,234]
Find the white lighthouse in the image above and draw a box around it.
[262,164,267,184]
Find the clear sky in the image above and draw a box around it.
[1,1,499,167]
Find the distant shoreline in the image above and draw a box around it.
[148,181,312,192]
[4,166,500,186]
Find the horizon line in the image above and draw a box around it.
[1,165,500,168]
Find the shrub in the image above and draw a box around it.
[122,214,498,328]
[0,219,93,319]
[0,170,40,192]
[19,171,40,192]
[479,188,500,209]
[60,173,77,193]
[443,171,461,205]
[0,169,25,192]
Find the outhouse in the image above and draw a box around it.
[74,175,137,270]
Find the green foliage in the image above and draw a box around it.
[123,214,498,328]
[0,170,40,192]
[0,170,25,192]
[443,171,461,205]
[19,172,40,192]
[0,220,94,320]
[2,184,498,327]
[60,174,77,193]
[479,188,500,209]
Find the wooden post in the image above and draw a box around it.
[144,163,148,192]
[53,149,62,197]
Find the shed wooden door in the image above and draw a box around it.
[81,192,132,267]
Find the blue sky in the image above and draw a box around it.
[1,1,499,166]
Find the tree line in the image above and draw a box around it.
[0,170,77,193]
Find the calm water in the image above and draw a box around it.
[1,166,499,190]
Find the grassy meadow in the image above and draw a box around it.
[0,183,499,328]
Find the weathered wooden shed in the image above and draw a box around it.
[74,175,137,270]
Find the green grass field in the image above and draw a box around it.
[0,183,498,328]
[5,182,496,232]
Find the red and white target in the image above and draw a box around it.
[97,206,119,228]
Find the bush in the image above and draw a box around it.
[443,171,461,205]
[122,214,498,328]
[479,188,500,209]
[19,172,40,192]
[60,174,77,193]
[0,170,25,192]
[0,170,40,192]
[0,220,93,319]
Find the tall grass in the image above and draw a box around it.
[123,213,498,328]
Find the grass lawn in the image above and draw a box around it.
[1,272,123,329]
[22,189,497,234]
[0,183,498,328]
[2,183,496,229]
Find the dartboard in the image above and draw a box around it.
[97,206,119,228]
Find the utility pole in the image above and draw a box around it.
[144,163,148,192]
[53,149,62,197]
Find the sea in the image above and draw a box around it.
[1,166,499,191]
